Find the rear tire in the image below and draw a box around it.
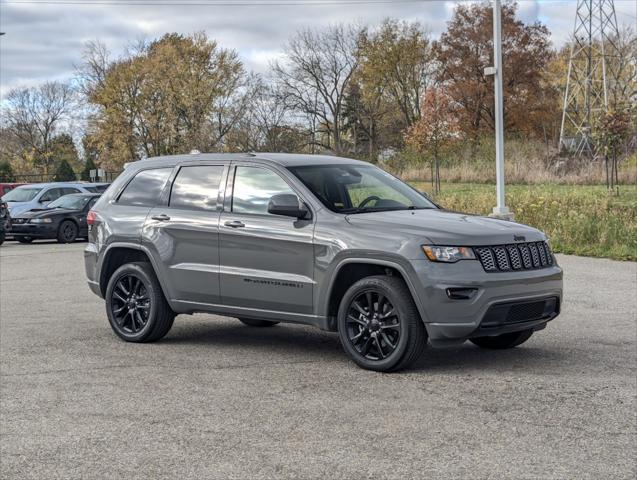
[57,220,78,243]
[337,275,426,372]
[470,329,534,349]
[105,262,175,343]
[238,318,279,327]
[16,236,33,244]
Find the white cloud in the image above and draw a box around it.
[1,0,635,96]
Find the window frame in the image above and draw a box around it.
[224,163,312,219]
[167,163,227,212]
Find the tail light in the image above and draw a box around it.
[87,210,99,226]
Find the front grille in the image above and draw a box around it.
[475,241,553,272]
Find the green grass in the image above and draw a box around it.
[410,182,637,261]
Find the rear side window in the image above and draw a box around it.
[169,165,224,211]
[118,168,172,207]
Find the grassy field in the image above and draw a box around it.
[410,182,637,261]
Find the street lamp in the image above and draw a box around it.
[485,0,513,220]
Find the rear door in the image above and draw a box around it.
[218,164,314,315]
[144,163,227,305]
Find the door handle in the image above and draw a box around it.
[151,214,171,221]
[224,220,245,228]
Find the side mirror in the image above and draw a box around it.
[268,194,309,219]
[39,197,51,204]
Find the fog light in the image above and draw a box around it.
[446,288,478,300]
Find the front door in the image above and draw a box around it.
[145,164,226,305]
[219,164,314,315]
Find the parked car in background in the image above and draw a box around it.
[0,183,28,198]
[11,193,101,244]
[0,200,10,245]
[2,182,104,217]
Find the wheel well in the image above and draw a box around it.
[327,263,404,329]
[99,247,150,296]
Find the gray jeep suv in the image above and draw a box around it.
[85,153,562,372]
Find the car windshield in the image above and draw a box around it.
[288,164,436,214]
[48,195,93,210]
[2,187,42,202]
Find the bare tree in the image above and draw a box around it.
[272,24,360,154]
[3,81,75,174]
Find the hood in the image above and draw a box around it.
[16,208,81,219]
[6,201,31,215]
[345,208,545,246]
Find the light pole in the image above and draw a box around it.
[485,0,513,220]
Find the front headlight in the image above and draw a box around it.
[29,218,53,224]
[422,245,476,263]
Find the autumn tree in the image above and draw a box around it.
[2,81,75,174]
[273,24,360,154]
[81,33,253,169]
[595,108,632,194]
[49,134,81,172]
[406,87,460,193]
[434,2,555,140]
[357,19,433,129]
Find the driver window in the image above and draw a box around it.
[41,188,63,202]
[232,166,295,215]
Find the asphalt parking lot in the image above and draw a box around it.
[0,241,635,479]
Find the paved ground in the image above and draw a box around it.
[0,241,635,479]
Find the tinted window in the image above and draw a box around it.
[84,184,110,193]
[169,165,224,211]
[289,164,436,213]
[232,166,295,215]
[41,188,66,202]
[118,169,172,207]
[62,188,81,196]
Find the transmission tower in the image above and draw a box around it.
[559,0,621,156]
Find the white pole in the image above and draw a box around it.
[491,0,511,219]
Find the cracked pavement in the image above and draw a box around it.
[1,241,635,479]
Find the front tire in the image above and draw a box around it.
[238,318,279,327]
[470,329,534,349]
[105,262,175,343]
[337,275,426,372]
[57,220,78,243]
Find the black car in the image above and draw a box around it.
[11,193,101,244]
[0,200,10,245]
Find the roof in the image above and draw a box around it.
[135,152,369,168]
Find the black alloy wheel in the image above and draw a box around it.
[57,220,78,243]
[337,275,427,372]
[345,290,400,361]
[105,262,175,343]
[110,273,151,335]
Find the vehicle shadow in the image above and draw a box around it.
[164,320,571,372]
[163,321,345,361]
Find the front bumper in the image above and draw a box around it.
[409,258,563,346]
[9,223,57,238]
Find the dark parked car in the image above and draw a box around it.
[11,193,101,244]
[0,200,10,245]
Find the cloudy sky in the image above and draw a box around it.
[0,0,635,96]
